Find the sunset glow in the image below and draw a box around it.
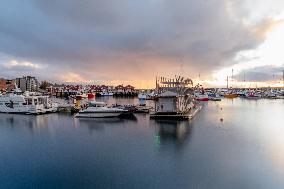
[1,1,284,88]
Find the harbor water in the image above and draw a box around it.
[1,97,284,188]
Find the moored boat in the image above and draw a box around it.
[87,93,95,99]
[224,93,238,99]
[0,93,58,114]
[245,91,261,99]
[75,101,126,118]
[208,93,221,101]
[194,88,209,101]
[76,93,88,100]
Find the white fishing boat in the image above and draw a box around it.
[194,87,209,101]
[208,93,221,101]
[75,101,126,118]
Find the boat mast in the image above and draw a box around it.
[226,76,229,89]
[282,70,284,88]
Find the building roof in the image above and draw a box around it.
[158,91,178,97]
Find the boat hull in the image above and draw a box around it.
[75,111,123,118]
[209,97,221,101]
[195,98,209,101]
[224,94,238,98]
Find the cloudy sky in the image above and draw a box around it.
[1,0,284,88]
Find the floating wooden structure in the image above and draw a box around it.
[150,76,200,120]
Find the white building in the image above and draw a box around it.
[16,76,39,92]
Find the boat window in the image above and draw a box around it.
[27,99,32,105]
[5,103,11,108]
[34,99,38,105]
[38,98,43,105]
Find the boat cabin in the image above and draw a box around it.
[88,101,106,107]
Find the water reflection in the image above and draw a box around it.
[76,116,138,133]
[77,118,122,132]
[0,113,62,134]
[153,120,193,149]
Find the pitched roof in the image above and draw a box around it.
[158,91,178,97]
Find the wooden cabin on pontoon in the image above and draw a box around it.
[150,76,201,120]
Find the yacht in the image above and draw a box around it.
[0,93,58,114]
[75,101,127,118]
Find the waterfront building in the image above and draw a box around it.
[16,76,39,92]
[0,78,16,92]
[124,85,135,93]
[115,85,124,94]
[0,78,6,91]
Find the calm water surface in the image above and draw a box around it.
[1,98,284,189]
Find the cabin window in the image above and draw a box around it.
[38,98,43,105]
[27,99,32,105]
[5,103,11,108]
[34,99,38,105]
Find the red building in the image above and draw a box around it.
[0,79,6,91]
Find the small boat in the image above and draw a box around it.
[99,91,114,96]
[112,104,137,113]
[245,91,261,99]
[224,93,238,98]
[194,88,209,101]
[264,89,277,99]
[75,101,126,118]
[135,106,151,113]
[146,92,155,100]
[76,93,88,100]
[138,93,147,99]
[208,93,221,101]
[138,92,147,106]
[87,93,95,99]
